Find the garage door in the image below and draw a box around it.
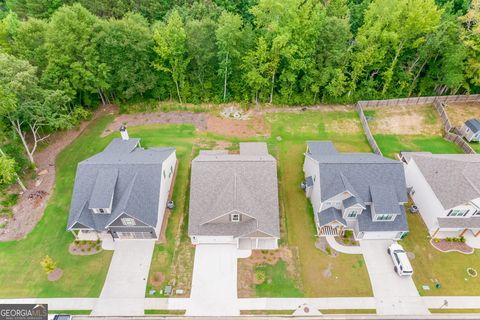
[117,232,152,239]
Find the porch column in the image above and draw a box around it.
[431,228,440,238]
[475,230,480,237]
[256,238,259,249]
[460,228,469,237]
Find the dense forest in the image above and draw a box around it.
[0,0,479,184]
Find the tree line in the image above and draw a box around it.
[0,0,479,185]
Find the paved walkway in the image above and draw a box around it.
[326,235,363,254]
[3,296,480,313]
[187,244,239,316]
[360,239,430,315]
[464,232,480,249]
[92,240,155,316]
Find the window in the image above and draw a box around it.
[376,214,394,221]
[121,217,136,226]
[474,210,480,216]
[347,210,359,218]
[169,165,173,178]
[447,209,468,217]
[99,208,105,214]
[163,170,166,179]
[230,213,241,222]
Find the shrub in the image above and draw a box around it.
[343,230,353,238]
[95,245,101,251]
[40,255,56,274]
[255,269,266,284]
[460,236,466,243]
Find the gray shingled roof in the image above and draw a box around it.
[240,142,269,155]
[405,153,480,209]
[307,141,408,234]
[438,217,480,228]
[370,184,402,215]
[188,143,280,238]
[357,206,408,232]
[343,196,365,209]
[465,119,480,133]
[317,207,346,226]
[67,138,175,231]
[307,141,338,155]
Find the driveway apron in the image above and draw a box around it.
[360,239,430,315]
[187,244,239,316]
[92,239,155,316]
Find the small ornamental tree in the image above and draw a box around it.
[40,255,56,274]
[0,154,16,185]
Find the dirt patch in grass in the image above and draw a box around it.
[151,272,165,288]
[47,268,63,282]
[206,111,269,137]
[366,105,442,135]
[102,111,207,137]
[445,102,480,128]
[430,239,473,254]
[0,105,116,242]
[237,246,300,298]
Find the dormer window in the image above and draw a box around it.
[230,213,241,222]
[99,208,105,214]
[347,210,359,218]
[92,208,109,214]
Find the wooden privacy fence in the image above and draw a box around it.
[355,94,480,155]
[357,94,480,108]
[355,102,383,155]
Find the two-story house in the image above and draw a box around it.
[303,141,409,240]
[188,142,280,250]
[67,126,177,241]
[401,152,480,238]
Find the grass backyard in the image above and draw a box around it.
[365,105,462,158]
[0,116,115,298]
[399,212,480,296]
[266,111,373,297]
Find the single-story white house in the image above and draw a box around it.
[401,152,480,238]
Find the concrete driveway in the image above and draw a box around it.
[187,244,239,316]
[360,239,429,315]
[92,239,155,316]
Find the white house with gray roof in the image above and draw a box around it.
[188,142,280,250]
[402,152,480,238]
[303,141,409,240]
[67,127,176,241]
[460,119,480,142]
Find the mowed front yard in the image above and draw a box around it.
[266,111,373,297]
[0,116,115,298]
[400,212,480,296]
[365,105,462,158]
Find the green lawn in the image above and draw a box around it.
[399,212,480,296]
[254,261,303,297]
[266,112,373,297]
[374,134,462,158]
[0,116,115,298]
[140,124,197,297]
[469,142,480,153]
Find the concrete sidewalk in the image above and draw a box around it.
[326,235,363,254]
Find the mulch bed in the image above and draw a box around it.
[430,239,474,254]
[69,242,102,256]
[48,268,63,281]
